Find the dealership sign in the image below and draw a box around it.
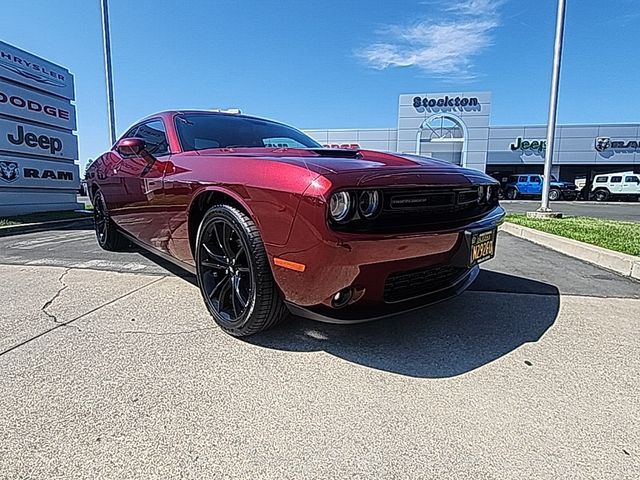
[594,136,639,152]
[413,95,480,111]
[0,41,74,100]
[0,82,76,130]
[0,156,78,190]
[510,137,546,153]
[0,117,78,160]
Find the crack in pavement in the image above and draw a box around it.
[0,275,166,357]
[41,267,71,324]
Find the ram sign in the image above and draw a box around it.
[0,40,80,216]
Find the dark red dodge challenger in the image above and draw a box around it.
[86,111,505,336]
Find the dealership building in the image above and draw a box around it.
[304,91,640,182]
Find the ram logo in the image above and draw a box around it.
[0,160,19,183]
[595,137,611,152]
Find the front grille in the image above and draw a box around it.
[331,186,499,234]
[384,264,467,303]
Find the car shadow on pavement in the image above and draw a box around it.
[245,271,560,379]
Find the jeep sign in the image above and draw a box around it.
[0,156,79,190]
[0,118,77,160]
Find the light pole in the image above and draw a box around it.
[100,0,117,146]
[537,0,567,214]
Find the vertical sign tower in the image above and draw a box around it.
[0,40,80,216]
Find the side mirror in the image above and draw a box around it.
[115,137,146,156]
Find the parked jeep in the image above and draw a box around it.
[503,174,578,201]
[591,172,640,201]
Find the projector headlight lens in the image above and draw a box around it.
[359,190,381,218]
[329,191,352,222]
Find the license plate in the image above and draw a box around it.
[469,229,496,265]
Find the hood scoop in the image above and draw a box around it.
[309,148,362,158]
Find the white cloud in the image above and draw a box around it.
[358,0,506,80]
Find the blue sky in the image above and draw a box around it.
[1,0,639,168]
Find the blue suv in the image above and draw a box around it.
[503,174,578,201]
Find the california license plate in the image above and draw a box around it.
[469,229,496,265]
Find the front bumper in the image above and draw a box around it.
[266,204,505,323]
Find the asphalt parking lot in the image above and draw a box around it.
[0,226,638,479]
[502,200,640,222]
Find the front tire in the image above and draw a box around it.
[548,188,561,201]
[195,204,288,337]
[506,188,518,200]
[93,191,129,251]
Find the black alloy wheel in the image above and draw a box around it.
[548,188,561,201]
[195,204,287,336]
[506,188,518,200]
[93,191,128,251]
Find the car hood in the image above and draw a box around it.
[194,147,498,187]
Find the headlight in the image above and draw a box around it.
[486,185,494,202]
[358,190,381,218]
[477,186,485,203]
[329,191,352,222]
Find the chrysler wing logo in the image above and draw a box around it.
[0,57,66,88]
[595,137,611,152]
[0,160,19,183]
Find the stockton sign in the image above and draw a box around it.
[413,95,480,111]
[510,137,546,153]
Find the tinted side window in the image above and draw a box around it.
[518,176,528,182]
[611,176,622,183]
[625,176,639,182]
[136,120,169,156]
[595,177,607,183]
[508,176,518,183]
[530,176,541,183]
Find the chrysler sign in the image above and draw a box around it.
[0,118,78,160]
[0,41,75,100]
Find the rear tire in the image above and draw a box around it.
[593,189,609,202]
[195,204,288,337]
[93,191,129,251]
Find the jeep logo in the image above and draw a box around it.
[7,125,62,155]
[510,137,546,153]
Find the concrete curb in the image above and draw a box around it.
[0,216,93,238]
[500,222,640,281]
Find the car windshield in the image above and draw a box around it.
[175,113,322,151]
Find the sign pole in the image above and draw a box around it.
[100,0,117,146]
[538,0,567,213]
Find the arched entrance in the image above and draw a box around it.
[415,113,468,166]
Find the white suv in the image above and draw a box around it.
[591,172,640,201]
